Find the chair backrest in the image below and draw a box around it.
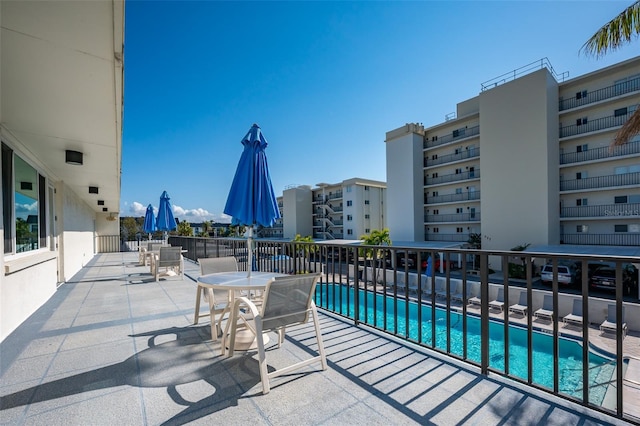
[517,291,527,306]
[571,299,583,317]
[198,257,238,275]
[158,246,182,264]
[467,282,478,297]
[151,243,168,252]
[607,304,625,323]
[261,273,321,331]
[542,294,553,311]
[495,287,504,302]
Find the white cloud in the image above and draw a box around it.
[127,201,230,223]
[129,201,147,216]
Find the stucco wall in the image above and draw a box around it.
[60,183,96,281]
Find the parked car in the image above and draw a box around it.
[420,258,453,271]
[540,263,580,286]
[589,266,617,291]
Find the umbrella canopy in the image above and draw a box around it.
[156,191,177,241]
[224,124,281,276]
[142,204,156,239]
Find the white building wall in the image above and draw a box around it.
[283,186,312,239]
[386,124,425,241]
[59,183,97,282]
[479,69,560,251]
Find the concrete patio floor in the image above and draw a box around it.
[0,252,634,425]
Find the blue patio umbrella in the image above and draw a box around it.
[224,124,281,277]
[142,204,156,240]
[156,191,176,242]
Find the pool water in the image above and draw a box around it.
[316,283,615,405]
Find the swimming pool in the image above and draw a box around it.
[315,283,615,405]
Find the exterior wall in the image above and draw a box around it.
[479,69,560,251]
[386,124,425,241]
[59,184,97,281]
[283,186,312,239]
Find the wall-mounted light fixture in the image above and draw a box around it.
[20,182,33,191]
[65,150,83,165]
[89,186,99,194]
[97,200,105,206]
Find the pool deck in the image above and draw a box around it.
[0,252,637,425]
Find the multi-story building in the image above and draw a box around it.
[260,178,387,240]
[386,57,640,253]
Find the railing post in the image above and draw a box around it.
[480,252,489,375]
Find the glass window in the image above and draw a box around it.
[614,196,628,204]
[364,200,370,205]
[614,224,628,233]
[347,229,353,235]
[346,200,352,207]
[2,144,45,254]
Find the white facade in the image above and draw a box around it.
[263,178,387,240]
[1,1,124,341]
[386,56,640,253]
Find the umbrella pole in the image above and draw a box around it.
[247,227,253,278]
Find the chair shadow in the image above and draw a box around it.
[0,326,267,425]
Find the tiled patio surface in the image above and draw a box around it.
[0,252,635,425]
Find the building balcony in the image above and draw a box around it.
[559,111,631,139]
[328,192,343,200]
[424,148,480,167]
[426,191,481,205]
[561,203,640,218]
[425,212,480,222]
[560,140,640,165]
[560,172,640,191]
[423,125,480,149]
[424,232,469,242]
[425,169,480,186]
[559,76,640,111]
[561,232,640,246]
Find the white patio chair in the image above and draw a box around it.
[153,246,184,281]
[508,291,528,316]
[534,294,554,321]
[599,304,628,337]
[562,299,583,328]
[194,257,238,340]
[227,273,327,394]
[489,288,505,312]
[450,280,464,302]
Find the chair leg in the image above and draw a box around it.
[311,302,328,371]
[194,286,202,325]
[207,289,218,341]
[255,320,270,394]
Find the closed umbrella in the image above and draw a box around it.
[143,204,156,240]
[224,124,281,277]
[156,191,177,243]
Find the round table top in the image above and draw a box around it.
[196,271,286,290]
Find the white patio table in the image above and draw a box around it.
[196,271,287,354]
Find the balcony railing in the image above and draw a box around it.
[559,77,640,111]
[426,191,481,205]
[425,148,480,167]
[425,169,480,185]
[425,212,480,222]
[561,203,640,218]
[559,112,631,139]
[561,233,640,246]
[328,192,343,200]
[424,125,480,149]
[424,233,469,242]
[560,140,640,164]
[560,172,640,191]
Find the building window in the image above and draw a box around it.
[431,154,438,160]
[2,144,47,255]
[576,198,587,206]
[432,191,438,197]
[576,225,588,233]
[347,229,353,235]
[364,214,370,219]
[433,227,439,233]
[346,200,352,207]
[575,90,587,99]
[614,196,628,204]
[456,208,463,213]
[432,172,438,178]
[364,186,369,191]
[433,209,439,215]
[455,188,462,194]
[576,144,588,152]
[346,185,352,193]
[455,168,462,174]
[614,107,628,117]
[347,215,352,221]
[364,200,370,205]
[455,148,461,155]
[576,172,587,179]
[365,228,370,233]
[614,224,628,233]
[456,227,463,233]
[576,117,588,126]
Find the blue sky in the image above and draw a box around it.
[121,0,638,223]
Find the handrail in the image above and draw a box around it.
[481,58,568,91]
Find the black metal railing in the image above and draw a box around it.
[425,212,480,222]
[426,191,481,205]
[425,169,480,185]
[424,125,480,149]
[560,172,640,191]
[559,77,640,111]
[425,148,480,167]
[561,233,640,246]
[560,140,640,164]
[559,112,632,139]
[129,236,636,422]
[561,203,640,218]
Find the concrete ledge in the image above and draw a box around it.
[4,251,57,275]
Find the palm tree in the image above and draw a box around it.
[582,1,640,146]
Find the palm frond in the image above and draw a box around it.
[581,1,640,57]
[612,108,640,147]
